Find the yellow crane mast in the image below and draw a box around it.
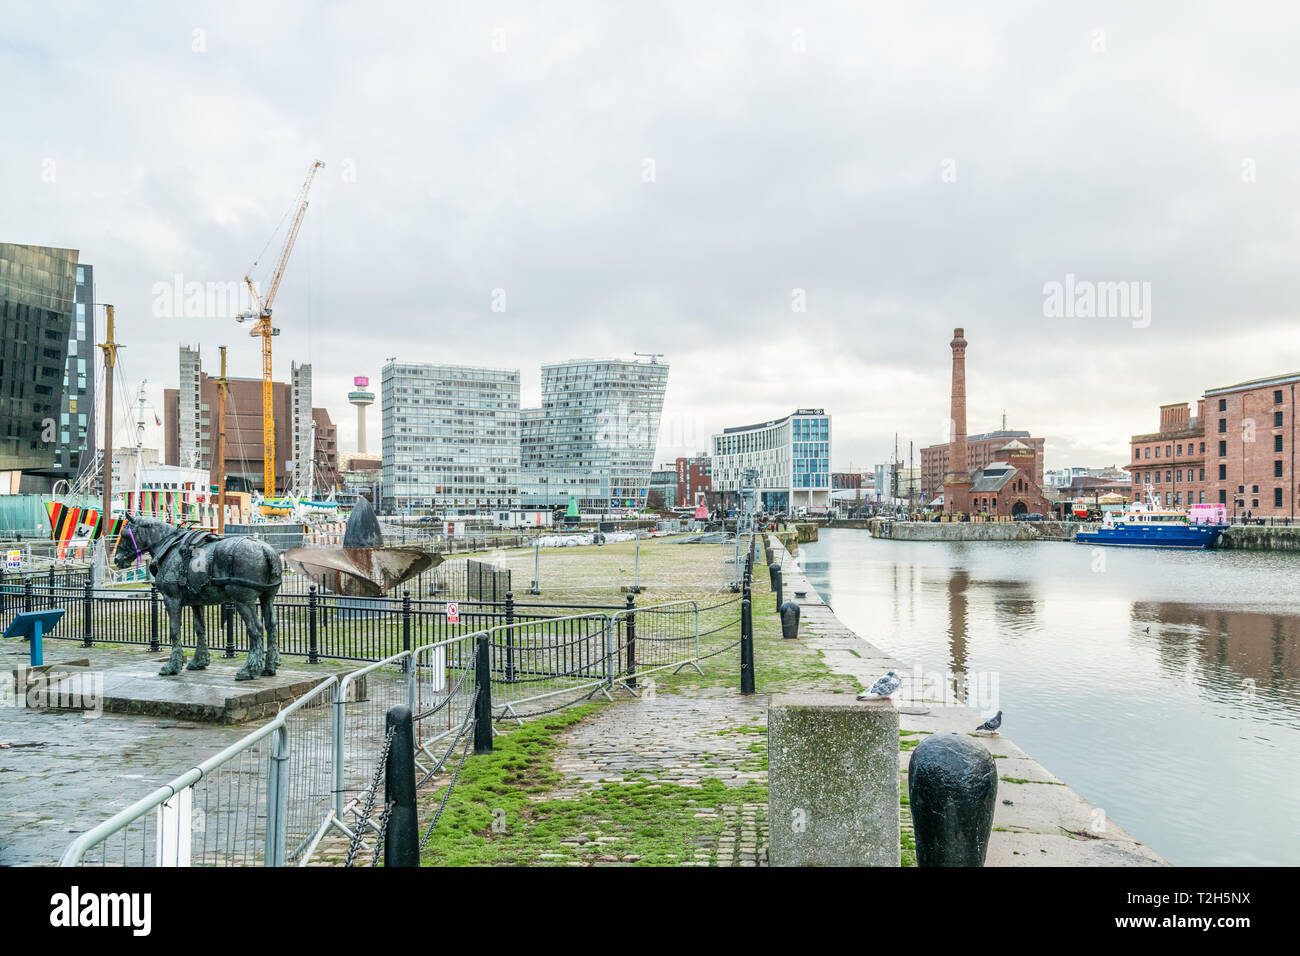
[237,160,325,497]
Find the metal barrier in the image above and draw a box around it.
[607,600,702,693]
[58,598,722,866]
[59,677,339,867]
[486,612,616,721]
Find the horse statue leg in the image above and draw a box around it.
[233,598,266,681]
[158,594,187,676]
[188,605,211,671]
[260,591,280,677]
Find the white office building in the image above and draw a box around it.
[520,357,670,512]
[381,361,521,514]
[712,409,831,513]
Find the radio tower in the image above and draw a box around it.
[349,375,375,454]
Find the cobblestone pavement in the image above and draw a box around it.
[545,689,771,866]
[0,639,353,866]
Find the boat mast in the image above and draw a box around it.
[97,304,119,523]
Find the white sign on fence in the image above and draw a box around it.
[446,602,460,624]
[155,787,193,866]
[5,550,20,570]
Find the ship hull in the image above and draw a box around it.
[1074,525,1224,548]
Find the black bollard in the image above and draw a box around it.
[383,705,419,867]
[908,734,998,866]
[779,600,800,639]
[770,564,783,610]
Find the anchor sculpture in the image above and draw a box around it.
[282,494,435,597]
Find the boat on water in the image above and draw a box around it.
[1074,485,1226,549]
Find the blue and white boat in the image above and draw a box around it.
[1074,486,1226,549]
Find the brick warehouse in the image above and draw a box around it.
[1127,401,1207,508]
[1202,373,1300,520]
[921,429,1045,500]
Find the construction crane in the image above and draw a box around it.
[236,159,325,497]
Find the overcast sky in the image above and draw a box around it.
[5,1,1298,474]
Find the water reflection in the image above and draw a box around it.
[947,570,968,703]
[800,529,1300,866]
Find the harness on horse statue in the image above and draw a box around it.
[150,527,221,592]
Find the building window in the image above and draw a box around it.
[1199,468,1204,481]
[1276,435,1284,452]
[1176,445,1183,457]
[1219,464,1227,480]
[1155,447,1161,458]
[1275,390,1283,405]
[1144,447,1150,459]
[1275,411,1284,427]
[1219,398,1227,412]
[1275,488,1284,508]
[1219,440,1227,457]
[1166,470,1172,483]
[1218,418,1227,433]
[1219,489,1227,504]
[1275,460,1284,478]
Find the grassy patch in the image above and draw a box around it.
[419,703,767,866]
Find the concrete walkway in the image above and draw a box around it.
[777,537,1166,866]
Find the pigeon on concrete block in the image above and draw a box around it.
[858,670,902,699]
[975,711,1003,733]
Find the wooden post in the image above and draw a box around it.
[98,305,119,524]
[214,346,229,532]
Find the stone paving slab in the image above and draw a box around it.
[40,659,327,723]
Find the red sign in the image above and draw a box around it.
[446,602,460,624]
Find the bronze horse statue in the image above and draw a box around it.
[113,514,283,680]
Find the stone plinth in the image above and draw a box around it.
[768,693,899,866]
[46,660,330,723]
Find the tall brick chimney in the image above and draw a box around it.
[944,327,973,513]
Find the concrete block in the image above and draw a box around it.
[768,693,899,866]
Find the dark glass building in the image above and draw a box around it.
[0,244,79,475]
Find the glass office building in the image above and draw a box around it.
[381,361,521,514]
[521,358,670,512]
[1,244,79,474]
[712,408,832,513]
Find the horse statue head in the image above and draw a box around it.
[112,513,173,570]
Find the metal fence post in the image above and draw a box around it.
[23,573,33,614]
[632,532,641,594]
[149,584,160,653]
[624,592,637,689]
[223,602,236,657]
[333,684,346,822]
[384,705,419,867]
[82,579,93,647]
[401,589,412,673]
[474,634,493,754]
[265,724,290,867]
[530,541,541,594]
[308,585,319,664]
[740,596,755,695]
[504,590,516,682]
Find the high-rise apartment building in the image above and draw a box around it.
[520,357,670,512]
[0,243,78,478]
[381,361,521,514]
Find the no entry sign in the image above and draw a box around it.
[446,602,460,624]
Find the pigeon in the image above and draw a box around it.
[975,711,1003,733]
[858,670,902,699]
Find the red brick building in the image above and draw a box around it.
[965,439,1053,517]
[1202,373,1300,519]
[675,455,712,508]
[1126,401,1206,509]
[922,430,1045,500]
